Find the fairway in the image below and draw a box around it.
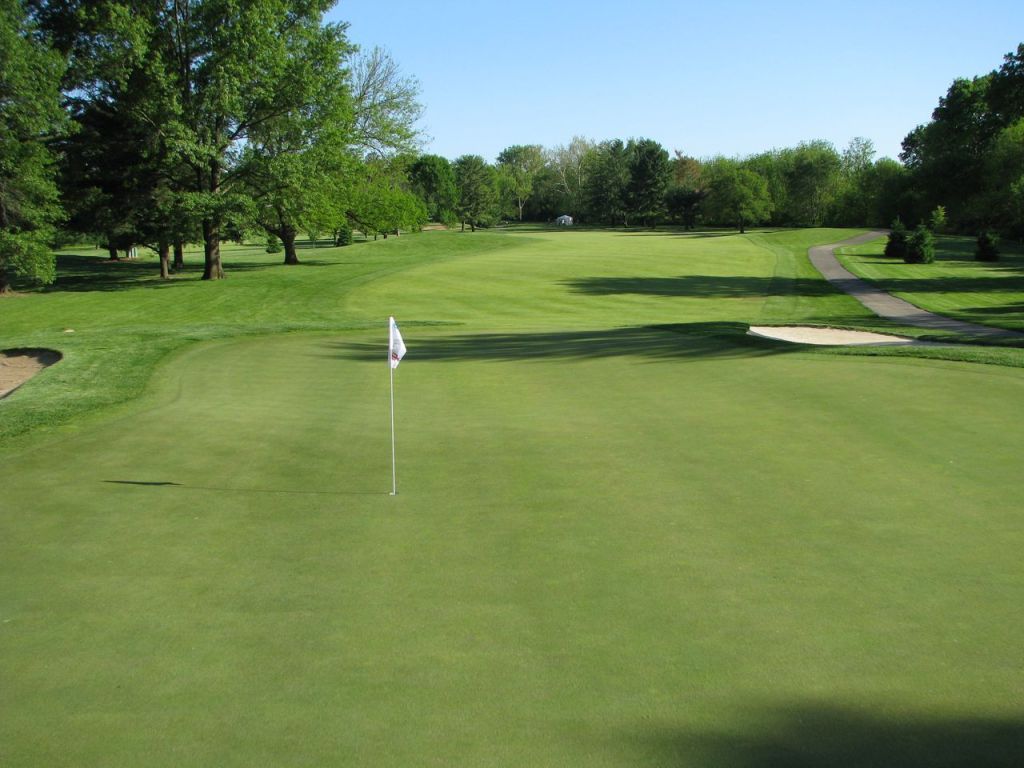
[2,229,1023,766]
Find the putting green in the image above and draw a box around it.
[3,327,1023,766]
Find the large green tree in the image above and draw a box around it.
[625,138,671,227]
[239,44,354,265]
[496,144,545,221]
[453,155,496,231]
[583,139,630,225]
[409,154,457,225]
[0,0,67,293]
[901,74,997,228]
[703,161,772,233]
[164,1,350,279]
[346,158,427,239]
[781,140,841,226]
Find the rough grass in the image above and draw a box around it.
[2,227,1024,767]
[836,235,1024,332]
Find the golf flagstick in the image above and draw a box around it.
[388,317,406,495]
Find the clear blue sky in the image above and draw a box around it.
[326,0,1024,163]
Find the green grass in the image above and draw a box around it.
[2,228,1024,766]
[837,235,1024,333]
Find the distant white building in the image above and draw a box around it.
[556,215,573,226]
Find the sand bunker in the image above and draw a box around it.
[0,349,61,399]
[748,326,927,346]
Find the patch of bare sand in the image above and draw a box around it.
[748,326,932,346]
[0,349,61,399]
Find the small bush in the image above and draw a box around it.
[904,225,935,264]
[975,231,1000,262]
[335,224,352,246]
[884,218,908,260]
[265,235,282,254]
[928,205,947,234]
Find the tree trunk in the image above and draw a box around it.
[202,218,224,280]
[0,268,11,294]
[107,244,119,260]
[158,239,170,279]
[202,160,224,280]
[281,225,299,265]
[173,241,184,271]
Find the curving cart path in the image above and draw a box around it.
[809,231,1024,341]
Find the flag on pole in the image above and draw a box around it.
[389,316,406,369]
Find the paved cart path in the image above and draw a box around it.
[809,231,1024,340]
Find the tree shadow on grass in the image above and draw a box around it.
[857,275,1024,295]
[565,275,840,298]
[329,322,796,364]
[610,229,787,239]
[45,254,178,292]
[621,702,1024,767]
[45,254,339,293]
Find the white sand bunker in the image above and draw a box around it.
[749,326,924,346]
[1,349,61,399]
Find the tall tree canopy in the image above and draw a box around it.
[0,0,67,293]
[453,155,496,231]
[703,161,773,233]
[625,138,671,226]
[496,144,545,221]
[409,154,457,224]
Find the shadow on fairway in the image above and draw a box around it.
[844,274,1024,295]
[565,275,840,298]
[45,254,339,293]
[330,322,798,363]
[610,229,786,239]
[626,703,1024,767]
[103,480,382,495]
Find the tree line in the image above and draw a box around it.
[1,1,1022,293]
[418,135,907,234]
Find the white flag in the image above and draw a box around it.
[389,316,406,369]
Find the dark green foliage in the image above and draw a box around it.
[335,224,353,246]
[496,144,545,221]
[453,155,497,231]
[665,186,705,229]
[265,235,282,254]
[884,219,909,259]
[905,224,936,263]
[0,0,67,292]
[782,140,842,226]
[625,138,671,226]
[976,230,1001,261]
[583,139,630,225]
[702,161,772,233]
[409,154,457,223]
[901,43,1024,233]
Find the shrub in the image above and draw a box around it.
[265,235,282,254]
[928,205,947,233]
[884,218,908,260]
[335,224,352,246]
[975,231,1000,262]
[904,224,935,264]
